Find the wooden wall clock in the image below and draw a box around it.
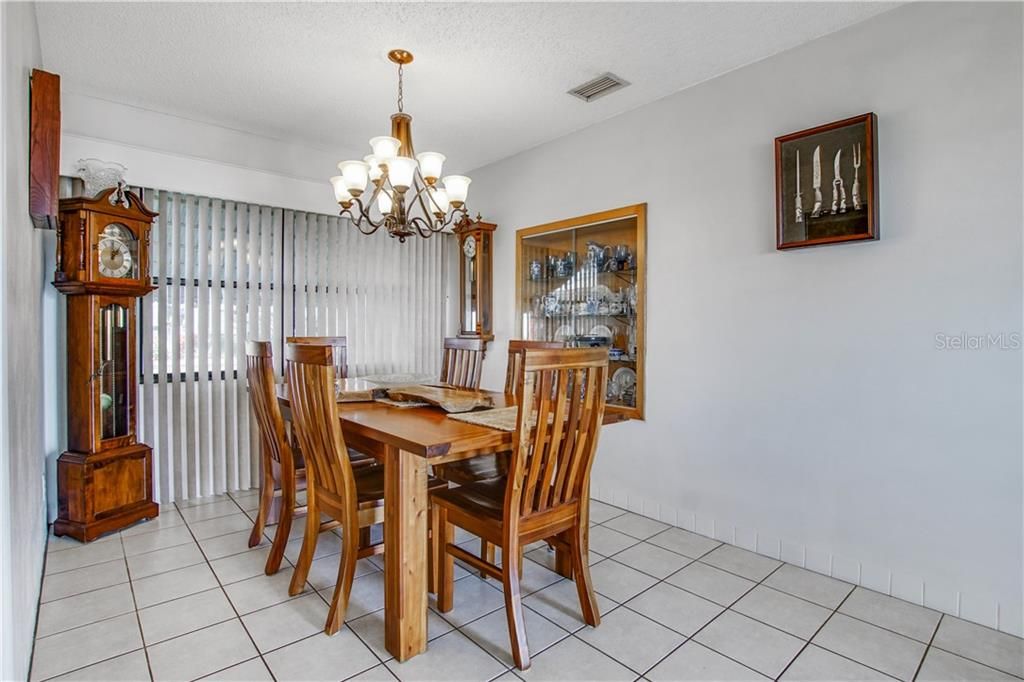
[53,186,159,541]
[453,218,496,346]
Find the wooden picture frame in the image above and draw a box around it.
[775,113,878,249]
[29,69,61,230]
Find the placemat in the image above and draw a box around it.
[446,406,520,432]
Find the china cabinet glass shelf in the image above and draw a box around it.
[516,204,646,420]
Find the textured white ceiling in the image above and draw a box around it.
[37,2,897,173]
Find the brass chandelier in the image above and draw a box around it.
[330,49,472,242]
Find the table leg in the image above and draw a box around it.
[384,446,429,661]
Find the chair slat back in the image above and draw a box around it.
[246,341,293,467]
[287,336,349,379]
[507,348,608,519]
[284,343,356,508]
[440,337,485,390]
[504,340,564,396]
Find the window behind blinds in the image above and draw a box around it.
[138,189,449,503]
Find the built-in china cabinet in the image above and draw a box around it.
[516,204,646,420]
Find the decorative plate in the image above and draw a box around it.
[554,325,573,342]
[612,367,637,391]
[588,324,613,339]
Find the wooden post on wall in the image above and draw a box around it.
[29,68,60,230]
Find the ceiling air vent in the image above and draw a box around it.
[568,73,630,102]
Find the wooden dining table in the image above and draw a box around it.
[277,379,626,662]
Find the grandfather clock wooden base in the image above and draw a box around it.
[54,444,158,542]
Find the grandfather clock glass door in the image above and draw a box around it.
[98,301,131,443]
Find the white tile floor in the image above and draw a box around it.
[31,492,1024,682]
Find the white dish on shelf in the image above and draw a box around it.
[588,324,613,339]
[612,367,637,391]
[589,284,612,300]
[554,325,573,342]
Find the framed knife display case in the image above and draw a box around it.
[775,113,878,249]
[515,204,646,421]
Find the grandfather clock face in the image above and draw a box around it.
[97,223,139,280]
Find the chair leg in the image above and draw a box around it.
[288,489,320,596]
[502,540,531,670]
[436,507,455,613]
[248,453,275,548]
[264,495,292,575]
[570,521,600,627]
[479,539,495,579]
[325,515,359,636]
[428,504,441,594]
[265,468,295,575]
[359,525,372,549]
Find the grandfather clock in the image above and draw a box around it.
[453,218,495,345]
[53,186,159,541]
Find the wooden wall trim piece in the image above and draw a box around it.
[30,69,61,230]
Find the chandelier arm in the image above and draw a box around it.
[448,205,470,228]
[365,179,386,209]
[408,216,436,239]
[409,170,438,223]
[346,198,386,234]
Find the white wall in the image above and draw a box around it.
[60,91,342,215]
[469,3,1023,636]
[1,2,48,679]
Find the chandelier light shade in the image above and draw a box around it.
[332,50,472,241]
[415,152,445,182]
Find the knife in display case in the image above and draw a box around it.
[810,145,823,217]
[794,149,804,224]
[831,148,848,214]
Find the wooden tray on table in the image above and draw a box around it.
[385,385,495,413]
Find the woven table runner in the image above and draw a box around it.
[446,406,520,432]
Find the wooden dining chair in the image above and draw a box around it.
[433,340,565,571]
[286,335,349,379]
[284,343,385,635]
[245,341,306,575]
[430,347,609,670]
[439,337,485,389]
[285,343,447,634]
[286,336,376,471]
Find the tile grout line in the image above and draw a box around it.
[596,524,955,655]
[509,539,760,678]
[448,579,577,669]
[773,585,859,681]
[637,558,788,680]
[171,496,280,680]
[35,498,1024,681]
[563,535,951,666]
[34,545,148,681]
[911,613,943,681]
[119,531,157,682]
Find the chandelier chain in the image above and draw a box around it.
[397,63,404,113]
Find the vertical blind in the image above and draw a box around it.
[137,189,449,503]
